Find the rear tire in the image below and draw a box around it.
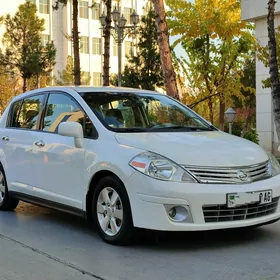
[0,165,19,211]
[92,175,135,245]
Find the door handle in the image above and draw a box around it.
[34,140,45,147]
[2,136,9,141]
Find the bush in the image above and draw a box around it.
[243,129,259,144]
[224,122,259,144]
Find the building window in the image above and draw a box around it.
[92,3,100,20]
[92,38,101,55]
[80,36,89,54]
[81,72,90,85]
[41,34,50,47]
[113,41,118,56]
[79,1,89,19]
[125,41,133,56]
[93,72,102,86]
[39,0,49,14]
[124,7,131,24]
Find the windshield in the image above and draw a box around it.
[82,92,214,132]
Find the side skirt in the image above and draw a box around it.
[9,191,87,219]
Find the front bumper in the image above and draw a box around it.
[126,172,280,231]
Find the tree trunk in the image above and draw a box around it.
[219,96,225,131]
[22,77,27,93]
[241,115,251,138]
[268,0,280,143]
[73,0,81,85]
[36,74,40,89]
[102,0,112,86]
[208,97,214,124]
[152,0,179,100]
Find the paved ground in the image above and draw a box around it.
[0,202,280,280]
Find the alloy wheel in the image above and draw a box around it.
[0,171,5,203]
[96,187,123,236]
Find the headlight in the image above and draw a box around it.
[267,152,280,176]
[129,152,197,182]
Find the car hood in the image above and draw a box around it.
[115,131,269,167]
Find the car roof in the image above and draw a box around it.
[71,86,158,94]
[12,86,160,101]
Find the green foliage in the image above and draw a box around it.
[233,55,256,108]
[166,0,255,127]
[110,9,164,90]
[257,26,280,89]
[0,1,56,92]
[55,56,75,85]
[224,121,259,144]
[55,56,90,85]
[243,129,259,144]
[232,55,256,130]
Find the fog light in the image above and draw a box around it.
[168,207,176,218]
[165,205,193,223]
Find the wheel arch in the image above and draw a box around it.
[86,170,130,223]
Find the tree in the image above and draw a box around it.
[110,10,164,90]
[151,0,179,99]
[167,0,255,129]
[232,55,256,137]
[0,2,56,92]
[0,69,20,113]
[102,0,112,86]
[55,55,90,85]
[53,0,81,86]
[33,42,56,88]
[53,0,111,86]
[266,0,280,144]
[257,26,280,89]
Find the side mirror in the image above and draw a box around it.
[58,121,84,148]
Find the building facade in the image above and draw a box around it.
[0,0,148,86]
[241,0,280,155]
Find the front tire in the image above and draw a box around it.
[0,166,19,211]
[92,176,135,245]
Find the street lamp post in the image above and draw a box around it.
[224,107,236,134]
[100,7,139,87]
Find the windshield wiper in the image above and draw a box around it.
[151,126,213,131]
[115,128,146,132]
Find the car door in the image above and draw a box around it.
[31,91,95,210]
[2,93,47,195]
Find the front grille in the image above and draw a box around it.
[203,197,279,223]
[182,161,271,184]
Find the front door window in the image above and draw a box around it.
[42,93,94,137]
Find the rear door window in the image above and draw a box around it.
[11,95,45,130]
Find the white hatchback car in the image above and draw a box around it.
[0,86,280,245]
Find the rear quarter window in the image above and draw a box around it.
[7,100,22,128]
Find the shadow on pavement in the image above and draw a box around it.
[14,202,275,251]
